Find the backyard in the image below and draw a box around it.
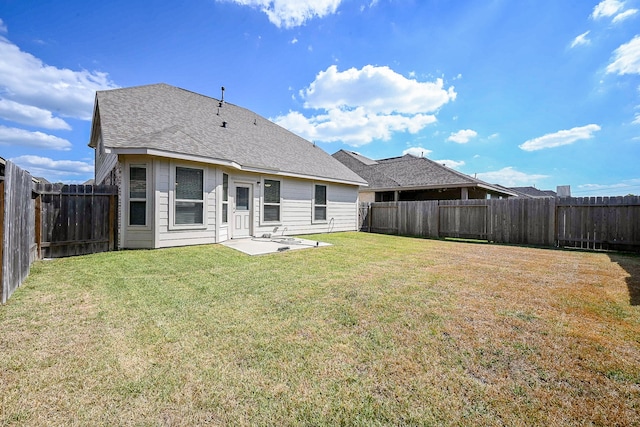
[1,232,639,426]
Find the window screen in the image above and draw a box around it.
[129,166,146,226]
[175,166,204,225]
[263,179,280,222]
[314,184,327,221]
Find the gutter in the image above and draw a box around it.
[106,147,368,187]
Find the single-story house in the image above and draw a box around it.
[88,84,367,249]
[332,150,516,202]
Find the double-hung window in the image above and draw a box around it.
[263,179,280,222]
[129,165,147,226]
[174,166,204,225]
[314,184,327,222]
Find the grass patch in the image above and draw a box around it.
[1,232,639,426]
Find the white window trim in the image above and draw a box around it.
[260,177,282,225]
[168,162,207,230]
[312,182,328,224]
[126,162,151,231]
[221,172,229,226]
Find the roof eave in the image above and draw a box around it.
[107,147,367,187]
[363,182,516,196]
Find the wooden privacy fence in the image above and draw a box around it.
[1,161,37,304]
[361,196,640,252]
[36,183,118,258]
[1,161,119,303]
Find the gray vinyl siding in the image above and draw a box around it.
[156,159,218,248]
[253,176,359,237]
[121,156,154,249]
[118,159,359,249]
[95,134,118,185]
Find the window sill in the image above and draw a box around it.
[168,224,207,231]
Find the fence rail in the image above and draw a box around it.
[361,196,640,252]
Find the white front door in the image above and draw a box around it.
[233,184,252,238]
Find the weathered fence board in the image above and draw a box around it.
[556,196,640,252]
[398,201,439,238]
[1,161,36,303]
[369,202,398,235]
[439,200,488,239]
[361,196,640,252]
[37,183,118,258]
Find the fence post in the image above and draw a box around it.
[0,180,4,303]
[109,194,116,250]
[35,193,42,259]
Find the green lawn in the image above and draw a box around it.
[1,232,639,426]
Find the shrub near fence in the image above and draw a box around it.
[361,196,640,252]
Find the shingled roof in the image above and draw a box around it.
[508,186,557,198]
[89,84,366,186]
[332,150,516,196]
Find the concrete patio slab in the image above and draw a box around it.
[220,236,331,256]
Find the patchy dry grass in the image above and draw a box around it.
[1,232,639,426]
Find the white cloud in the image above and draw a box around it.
[276,107,437,146]
[519,124,601,151]
[0,33,118,121]
[291,37,298,44]
[591,0,625,19]
[10,155,93,180]
[633,112,640,124]
[0,18,7,34]
[274,65,455,146]
[612,8,638,22]
[300,65,456,114]
[0,125,72,150]
[576,179,640,195]
[570,31,591,48]
[591,0,638,22]
[0,98,71,129]
[222,0,342,28]
[607,35,640,75]
[447,129,477,144]
[402,146,432,157]
[434,159,465,169]
[476,167,549,187]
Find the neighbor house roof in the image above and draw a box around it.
[332,150,517,196]
[88,84,367,186]
[508,186,556,198]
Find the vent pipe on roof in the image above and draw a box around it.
[222,121,227,128]
[219,86,225,108]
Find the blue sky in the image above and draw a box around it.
[0,0,639,195]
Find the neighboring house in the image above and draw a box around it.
[507,186,557,198]
[88,84,367,249]
[332,150,516,202]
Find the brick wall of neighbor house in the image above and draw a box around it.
[359,191,375,203]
